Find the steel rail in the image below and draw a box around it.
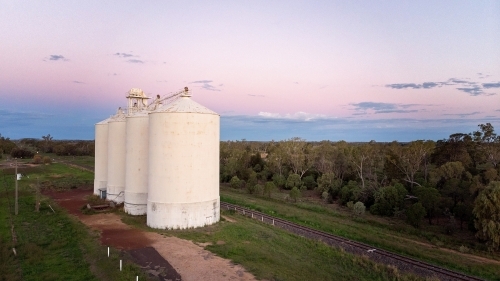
[220,201,484,281]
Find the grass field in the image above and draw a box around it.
[122,210,430,281]
[0,164,151,281]
[219,187,500,281]
[2,157,498,280]
[51,155,95,171]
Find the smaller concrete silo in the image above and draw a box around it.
[93,117,111,196]
[106,107,127,203]
[124,88,151,215]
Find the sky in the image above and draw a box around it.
[0,1,499,142]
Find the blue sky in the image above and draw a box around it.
[0,1,499,141]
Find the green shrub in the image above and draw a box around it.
[254,184,264,195]
[11,148,34,158]
[353,202,366,216]
[302,175,317,190]
[406,202,426,228]
[264,182,276,198]
[272,174,286,189]
[286,174,302,190]
[340,181,361,205]
[289,187,301,202]
[33,154,43,164]
[229,176,242,189]
[43,156,52,164]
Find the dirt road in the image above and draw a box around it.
[44,188,256,281]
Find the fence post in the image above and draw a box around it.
[15,159,18,215]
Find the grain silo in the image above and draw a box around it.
[147,87,220,229]
[93,117,111,197]
[124,88,150,215]
[106,107,127,203]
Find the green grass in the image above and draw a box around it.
[220,187,500,281]
[51,155,95,171]
[123,210,429,281]
[0,169,151,281]
[3,157,498,280]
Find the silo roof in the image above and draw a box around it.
[96,116,112,125]
[153,96,218,115]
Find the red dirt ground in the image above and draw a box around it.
[43,188,152,249]
[43,187,256,281]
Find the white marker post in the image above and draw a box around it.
[120,259,122,271]
[107,247,110,257]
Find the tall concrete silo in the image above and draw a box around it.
[106,108,127,203]
[93,117,111,196]
[147,88,220,229]
[124,88,151,215]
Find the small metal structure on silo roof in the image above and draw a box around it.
[124,88,150,215]
[94,117,111,196]
[147,87,220,229]
[106,107,127,203]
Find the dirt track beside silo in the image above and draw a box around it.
[44,188,256,281]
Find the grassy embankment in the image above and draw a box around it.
[218,186,500,281]
[0,162,150,281]
[123,209,430,281]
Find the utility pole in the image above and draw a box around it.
[15,158,18,215]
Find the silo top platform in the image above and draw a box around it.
[109,107,126,121]
[153,96,218,115]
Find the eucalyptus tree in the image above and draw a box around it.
[331,141,351,182]
[282,137,313,179]
[387,140,435,192]
[267,141,288,177]
[312,141,350,190]
[347,141,384,193]
[370,183,408,216]
[432,134,473,168]
[42,134,53,153]
[312,141,334,175]
[220,141,251,180]
[430,161,471,210]
[472,123,500,168]
[473,181,500,251]
[414,186,441,225]
[317,172,342,199]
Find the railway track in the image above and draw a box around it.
[220,201,484,281]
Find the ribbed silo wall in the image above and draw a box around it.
[106,119,126,203]
[124,113,149,215]
[94,121,108,195]
[147,104,220,229]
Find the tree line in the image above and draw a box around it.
[0,134,95,158]
[1,124,499,250]
[220,123,500,251]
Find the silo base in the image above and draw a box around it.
[124,191,147,215]
[93,180,107,195]
[107,185,124,203]
[147,198,220,229]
